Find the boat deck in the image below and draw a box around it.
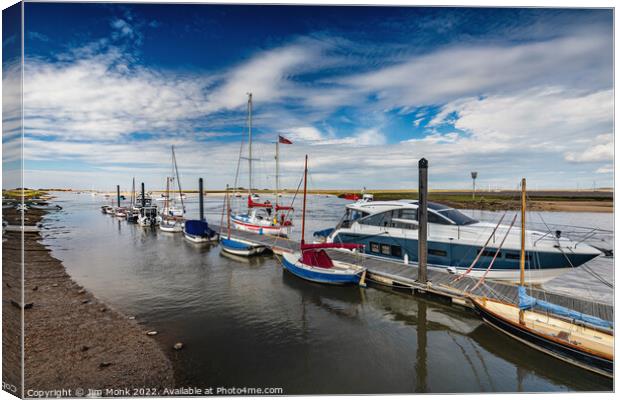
[211,225,614,323]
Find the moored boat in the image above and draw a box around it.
[230,93,293,237]
[160,218,183,232]
[471,295,613,378]
[320,198,601,284]
[136,183,158,227]
[138,206,158,227]
[471,179,613,378]
[159,146,186,233]
[184,220,218,243]
[220,237,266,256]
[183,178,218,243]
[220,186,266,256]
[281,155,367,286]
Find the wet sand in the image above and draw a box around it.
[2,208,174,395]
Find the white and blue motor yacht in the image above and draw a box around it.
[319,199,601,284]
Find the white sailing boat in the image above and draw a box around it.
[230,93,293,237]
[159,146,185,233]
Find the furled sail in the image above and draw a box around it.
[518,286,613,330]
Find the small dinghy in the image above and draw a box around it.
[220,237,266,256]
[114,207,127,218]
[30,204,62,211]
[282,243,366,285]
[281,155,367,286]
[126,209,139,223]
[220,185,265,256]
[160,217,183,233]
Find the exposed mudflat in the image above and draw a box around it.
[2,208,174,396]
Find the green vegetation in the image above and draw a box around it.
[3,189,48,199]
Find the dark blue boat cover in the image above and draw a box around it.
[185,220,214,236]
[518,286,612,329]
[313,228,334,238]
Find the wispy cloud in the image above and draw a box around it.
[16,6,613,189]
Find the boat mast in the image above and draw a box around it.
[519,177,526,325]
[165,177,170,216]
[275,137,279,207]
[131,177,135,208]
[171,145,185,213]
[247,93,253,197]
[301,155,308,245]
[226,184,231,239]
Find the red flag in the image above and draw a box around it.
[278,135,293,144]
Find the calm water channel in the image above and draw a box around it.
[40,192,613,393]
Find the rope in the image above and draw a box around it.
[453,212,507,282]
[471,213,518,291]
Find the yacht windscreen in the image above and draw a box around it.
[437,209,478,225]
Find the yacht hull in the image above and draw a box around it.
[231,215,290,237]
[220,238,266,256]
[472,298,613,378]
[331,232,598,283]
[281,252,363,285]
[184,232,219,243]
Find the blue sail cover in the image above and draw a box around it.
[184,220,214,237]
[518,286,613,330]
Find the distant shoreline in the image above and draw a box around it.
[5,189,612,213]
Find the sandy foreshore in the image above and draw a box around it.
[2,208,174,396]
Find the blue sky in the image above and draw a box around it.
[3,3,613,190]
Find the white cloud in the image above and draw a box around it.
[428,87,613,154]
[337,32,611,110]
[565,134,613,163]
[14,22,613,189]
[280,126,324,142]
[204,43,321,112]
[595,165,613,174]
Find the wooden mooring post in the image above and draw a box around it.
[417,158,428,285]
[199,178,204,221]
[116,185,120,208]
[141,183,145,207]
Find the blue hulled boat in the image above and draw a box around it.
[281,155,366,286]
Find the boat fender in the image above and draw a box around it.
[555,230,562,238]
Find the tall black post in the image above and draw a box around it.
[418,158,428,284]
[141,182,145,208]
[116,185,120,207]
[199,178,204,221]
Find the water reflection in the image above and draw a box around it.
[415,300,427,392]
[37,193,613,393]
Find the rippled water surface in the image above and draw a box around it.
[40,192,613,393]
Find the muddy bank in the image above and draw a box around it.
[2,208,174,395]
[437,199,613,213]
